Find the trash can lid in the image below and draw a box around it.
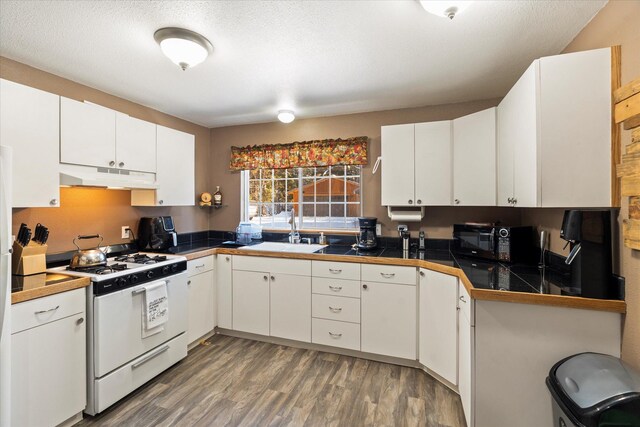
[554,353,640,409]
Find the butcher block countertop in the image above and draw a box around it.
[11,273,90,304]
[176,244,626,314]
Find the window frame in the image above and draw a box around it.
[240,165,363,232]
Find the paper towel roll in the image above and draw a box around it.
[387,206,425,222]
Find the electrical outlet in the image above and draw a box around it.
[121,226,130,239]
[376,223,382,236]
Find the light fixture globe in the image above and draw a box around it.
[277,110,295,124]
[154,27,213,70]
[419,1,472,19]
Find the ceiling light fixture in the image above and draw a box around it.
[277,110,295,124]
[154,27,213,70]
[419,1,472,20]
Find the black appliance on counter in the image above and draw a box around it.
[137,216,178,251]
[357,217,378,251]
[560,210,614,299]
[452,223,534,263]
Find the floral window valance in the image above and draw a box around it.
[230,136,368,170]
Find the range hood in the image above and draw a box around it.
[59,163,158,189]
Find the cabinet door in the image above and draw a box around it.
[11,313,86,427]
[459,305,474,427]
[187,270,215,344]
[155,125,195,206]
[217,255,232,329]
[361,281,416,359]
[115,112,157,173]
[270,273,311,342]
[381,124,415,206]
[0,79,60,207]
[419,269,458,384]
[415,121,452,206]
[453,108,496,206]
[539,48,611,207]
[60,97,116,168]
[232,270,270,335]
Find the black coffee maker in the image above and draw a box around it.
[358,217,378,251]
[138,216,178,251]
[560,210,614,299]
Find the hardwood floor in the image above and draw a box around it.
[77,335,466,427]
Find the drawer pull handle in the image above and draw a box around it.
[459,296,467,303]
[419,271,425,277]
[187,280,192,285]
[263,275,268,281]
[35,305,59,315]
[329,306,342,313]
[329,268,342,274]
[132,289,145,296]
[77,317,84,325]
[380,273,396,278]
[195,264,205,268]
[328,285,343,292]
[132,345,170,369]
[225,256,230,261]
[270,276,275,281]
[328,332,342,338]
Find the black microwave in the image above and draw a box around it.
[452,224,534,263]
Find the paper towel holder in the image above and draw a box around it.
[387,206,425,222]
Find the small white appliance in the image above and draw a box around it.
[0,145,12,427]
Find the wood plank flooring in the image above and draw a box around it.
[77,335,466,427]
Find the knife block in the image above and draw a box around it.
[12,241,47,276]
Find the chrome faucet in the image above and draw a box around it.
[289,208,300,243]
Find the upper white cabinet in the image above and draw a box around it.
[497,47,612,207]
[60,97,116,169]
[0,79,60,207]
[132,125,195,206]
[115,112,156,173]
[381,121,452,206]
[453,108,496,206]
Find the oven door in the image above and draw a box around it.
[93,272,187,378]
[453,225,497,260]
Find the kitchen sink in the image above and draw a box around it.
[241,242,327,254]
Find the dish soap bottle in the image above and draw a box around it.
[213,186,223,207]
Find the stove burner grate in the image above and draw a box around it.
[113,253,168,264]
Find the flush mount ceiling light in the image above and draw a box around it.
[277,110,295,123]
[154,27,213,70]
[419,1,472,19]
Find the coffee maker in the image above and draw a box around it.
[357,217,378,251]
[560,210,614,299]
[138,216,178,251]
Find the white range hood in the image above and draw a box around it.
[59,163,158,189]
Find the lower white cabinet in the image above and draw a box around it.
[361,280,417,359]
[11,289,86,427]
[232,270,270,336]
[419,268,458,384]
[270,273,311,342]
[458,284,474,427]
[216,255,233,329]
[186,256,215,344]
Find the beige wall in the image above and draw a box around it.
[1,57,211,253]
[522,0,640,369]
[209,99,525,238]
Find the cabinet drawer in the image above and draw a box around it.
[233,255,310,276]
[187,255,214,277]
[312,277,361,299]
[361,264,416,285]
[312,294,360,323]
[459,283,474,326]
[312,318,360,351]
[312,260,360,280]
[12,288,85,334]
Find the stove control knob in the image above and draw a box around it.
[171,264,179,273]
[146,270,155,279]
[120,276,129,286]
[130,274,139,284]
[162,266,170,275]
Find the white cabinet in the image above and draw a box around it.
[361,280,417,359]
[497,47,612,207]
[381,121,452,206]
[270,273,311,342]
[132,125,195,206]
[458,283,474,427]
[115,112,156,173]
[232,270,270,336]
[0,79,60,207]
[60,97,116,169]
[419,269,458,385]
[186,256,215,344]
[11,289,86,427]
[216,255,233,329]
[453,108,496,206]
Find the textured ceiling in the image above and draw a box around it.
[0,0,607,127]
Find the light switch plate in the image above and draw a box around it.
[376,224,382,236]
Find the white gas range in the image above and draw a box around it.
[48,252,189,415]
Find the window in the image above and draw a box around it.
[241,165,362,230]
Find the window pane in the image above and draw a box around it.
[331,204,344,218]
[273,180,287,203]
[302,167,316,177]
[302,203,317,217]
[249,181,261,203]
[248,203,260,220]
[302,178,316,202]
[287,179,299,203]
[346,176,361,203]
[273,168,287,179]
[287,168,299,178]
[271,203,289,228]
[261,180,273,203]
[249,169,261,179]
[331,165,345,176]
[346,165,360,176]
[316,166,329,177]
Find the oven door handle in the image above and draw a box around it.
[131,345,170,369]
[131,280,171,296]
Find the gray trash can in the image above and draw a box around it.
[546,352,640,427]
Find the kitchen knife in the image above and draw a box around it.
[23,228,31,246]
[34,223,43,243]
[17,223,27,246]
[41,229,49,245]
